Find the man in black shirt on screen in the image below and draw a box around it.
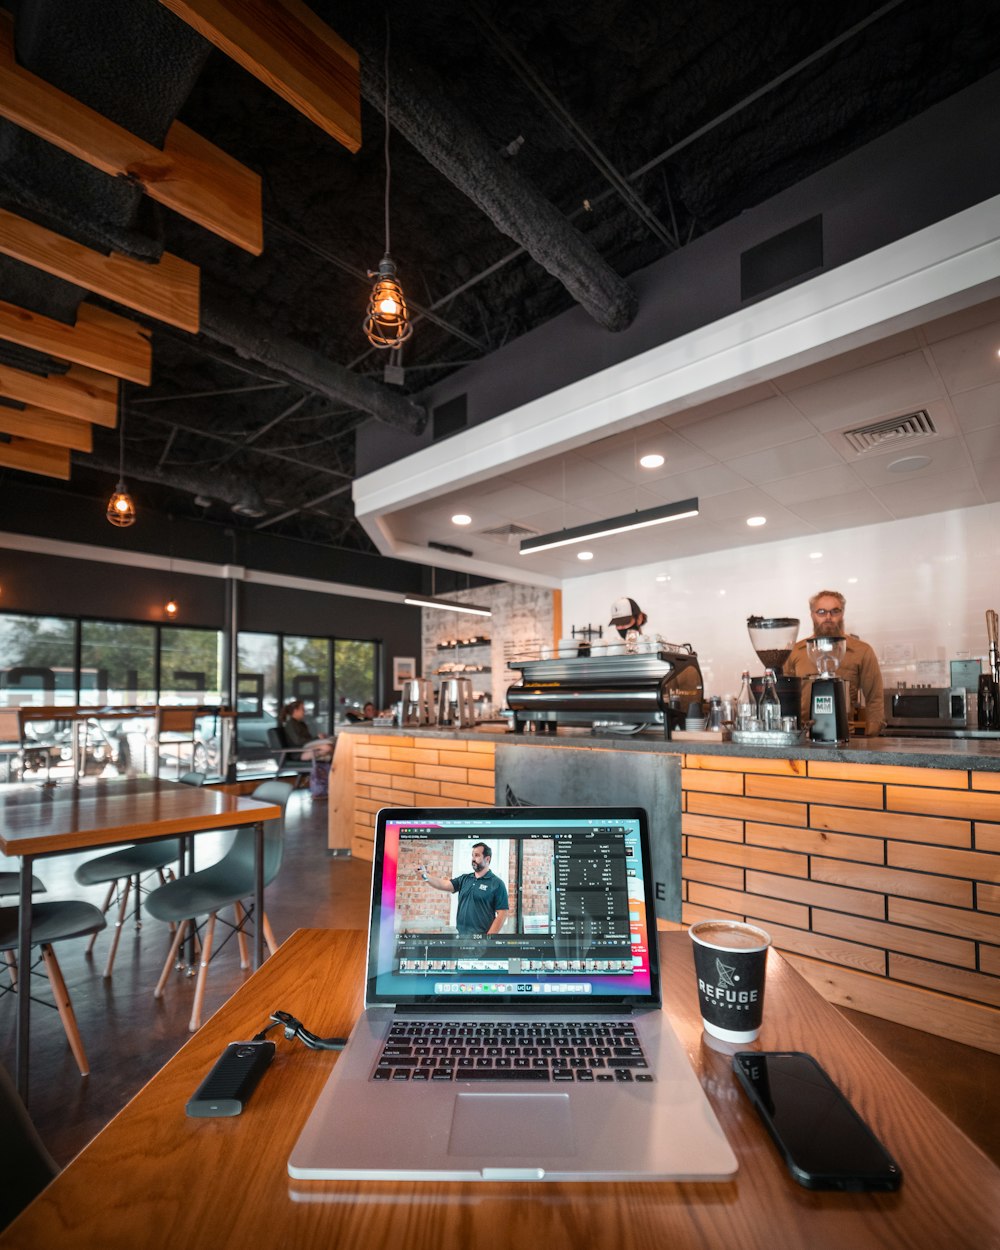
[416,842,510,936]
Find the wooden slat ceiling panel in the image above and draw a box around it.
[0,360,118,425]
[0,436,71,479]
[0,208,200,333]
[0,11,262,254]
[0,299,152,384]
[0,404,93,451]
[159,0,361,152]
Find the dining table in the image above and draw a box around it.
[3,927,999,1249]
[0,777,282,1101]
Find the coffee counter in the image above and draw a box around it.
[329,725,1000,1055]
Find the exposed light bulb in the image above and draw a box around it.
[106,483,136,528]
[164,599,178,618]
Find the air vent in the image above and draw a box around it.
[480,522,539,545]
[842,410,937,455]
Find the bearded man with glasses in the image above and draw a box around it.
[784,590,885,736]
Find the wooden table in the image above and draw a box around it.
[0,778,281,1101]
[4,928,998,1249]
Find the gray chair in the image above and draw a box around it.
[72,771,205,979]
[146,779,293,1031]
[265,726,312,786]
[0,900,107,1075]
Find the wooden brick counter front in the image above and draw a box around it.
[331,729,1000,1053]
[681,753,1000,1053]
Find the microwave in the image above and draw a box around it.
[884,686,967,730]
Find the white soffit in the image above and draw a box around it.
[354,194,1000,576]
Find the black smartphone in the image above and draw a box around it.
[732,1050,903,1191]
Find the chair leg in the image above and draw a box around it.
[263,912,279,957]
[189,912,217,1033]
[4,949,17,989]
[86,881,117,956]
[233,900,250,969]
[154,919,188,1000]
[40,943,89,1076]
[102,875,132,980]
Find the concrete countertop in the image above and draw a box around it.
[339,722,1000,772]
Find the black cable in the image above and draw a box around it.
[253,1010,347,1051]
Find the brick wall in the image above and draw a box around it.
[681,753,1000,1052]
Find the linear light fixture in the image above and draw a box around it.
[404,595,492,617]
[520,497,699,555]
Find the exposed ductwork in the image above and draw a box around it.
[352,20,638,333]
[199,294,427,436]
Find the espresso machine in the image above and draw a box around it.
[746,617,802,721]
[401,678,436,727]
[806,636,850,744]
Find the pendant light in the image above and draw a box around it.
[363,14,412,350]
[106,382,136,528]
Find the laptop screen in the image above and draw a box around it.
[366,807,660,1007]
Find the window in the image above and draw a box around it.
[0,614,77,706]
[80,620,156,705]
[160,627,223,705]
[283,636,331,729]
[335,639,378,724]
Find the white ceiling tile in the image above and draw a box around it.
[786,490,892,527]
[952,382,1000,432]
[871,469,984,516]
[644,462,750,500]
[775,330,922,391]
[928,320,1000,394]
[920,295,1000,343]
[513,452,632,499]
[679,396,814,457]
[785,350,942,431]
[761,462,862,505]
[575,428,714,478]
[476,481,567,515]
[727,436,843,484]
[965,425,1000,463]
[698,487,792,521]
[661,382,779,429]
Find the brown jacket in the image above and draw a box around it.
[784,636,885,736]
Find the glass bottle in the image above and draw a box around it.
[760,668,781,731]
[736,670,756,730]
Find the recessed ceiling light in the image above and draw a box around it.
[847,577,858,584]
[655,575,668,582]
[451,513,472,525]
[577,550,594,560]
[809,551,823,560]
[639,453,665,469]
[886,455,931,474]
[746,515,767,527]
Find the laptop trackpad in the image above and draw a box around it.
[448,1093,575,1157]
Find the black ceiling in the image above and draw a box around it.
[2,0,999,566]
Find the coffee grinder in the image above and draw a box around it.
[746,617,802,721]
[806,636,850,744]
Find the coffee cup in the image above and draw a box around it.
[689,919,771,1043]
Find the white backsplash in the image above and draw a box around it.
[561,501,1000,700]
[420,583,555,714]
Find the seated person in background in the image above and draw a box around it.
[279,699,332,758]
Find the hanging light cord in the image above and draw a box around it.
[383,14,391,257]
[118,384,127,482]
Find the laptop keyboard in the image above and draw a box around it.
[373,1020,654,1083]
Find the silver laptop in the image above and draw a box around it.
[288,806,737,1183]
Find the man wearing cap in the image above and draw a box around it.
[610,597,647,640]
